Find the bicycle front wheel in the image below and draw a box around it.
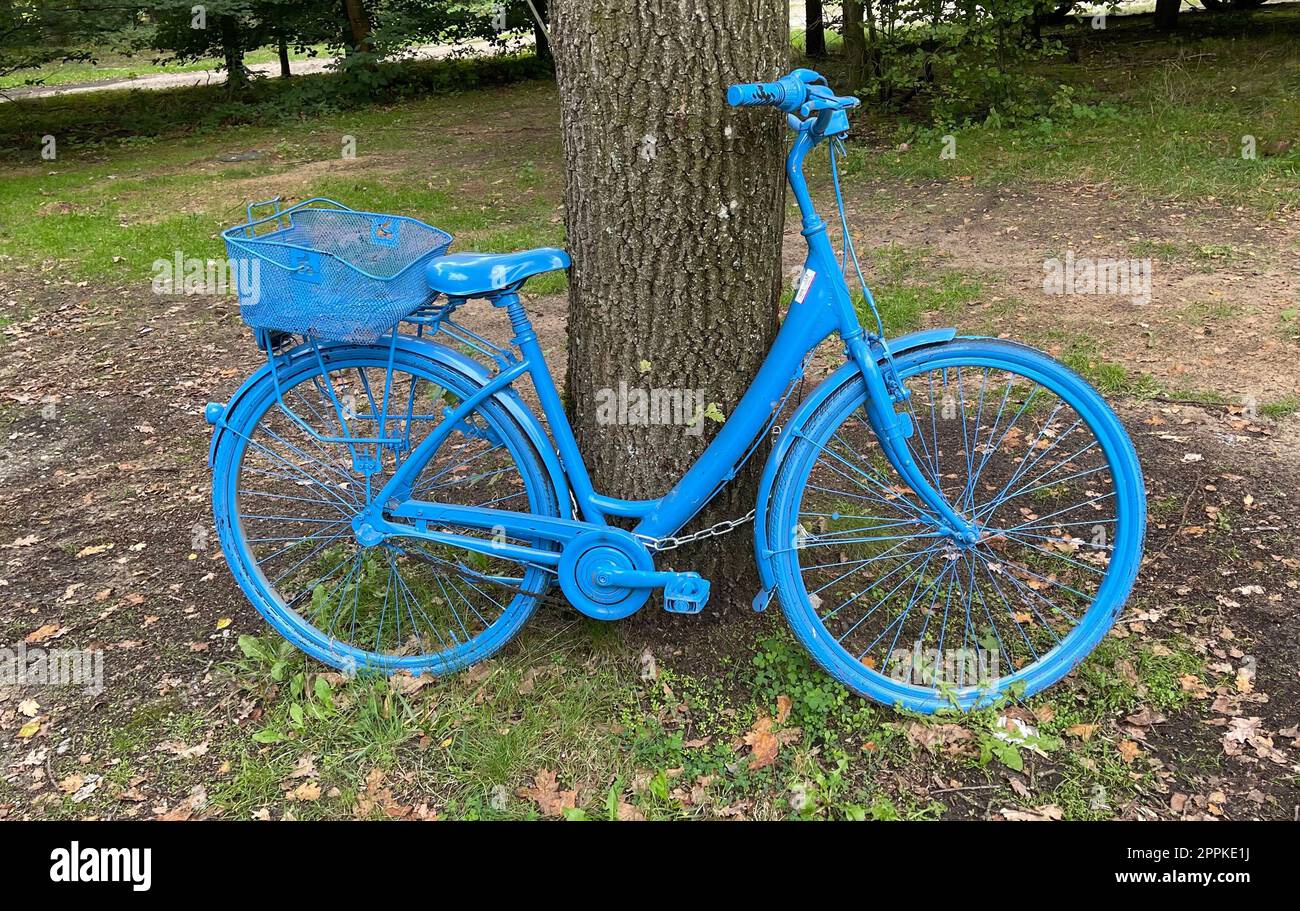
[769,339,1146,712]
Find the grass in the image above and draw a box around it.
[2,14,1288,821]
[840,9,1300,212]
[0,44,335,91]
[168,609,1213,821]
[0,76,565,293]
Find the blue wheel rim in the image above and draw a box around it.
[773,340,1145,712]
[213,346,556,675]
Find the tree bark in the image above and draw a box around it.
[529,0,552,63]
[278,35,292,78]
[552,0,788,619]
[842,0,866,87]
[343,0,373,53]
[218,14,249,92]
[805,0,826,57]
[1154,0,1180,30]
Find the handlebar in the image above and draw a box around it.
[726,68,859,138]
[725,80,793,110]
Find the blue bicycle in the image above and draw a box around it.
[206,69,1145,712]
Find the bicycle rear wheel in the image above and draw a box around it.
[211,343,560,676]
[769,339,1145,712]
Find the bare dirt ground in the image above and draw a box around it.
[837,176,1300,405]
[1,172,1297,819]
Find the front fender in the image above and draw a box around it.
[751,327,957,603]
[203,335,572,519]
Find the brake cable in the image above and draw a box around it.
[828,135,906,400]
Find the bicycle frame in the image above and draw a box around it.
[353,121,978,565]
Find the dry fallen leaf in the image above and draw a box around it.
[905,721,975,751]
[24,624,64,644]
[157,740,209,760]
[999,804,1063,821]
[615,802,646,821]
[775,694,792,724]
[290,780,322,802]
[516,768,579,818]
[1117,740,1143,763]
[745,716,780,769]
[1125,707,1167,728]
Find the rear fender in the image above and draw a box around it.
[204,335,572,519]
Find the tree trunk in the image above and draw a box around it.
[343,0,373,53]
[842,0,866,87]
[805,0,826,57]
[278,34,292,78]
[529,0,551,64]
[551,0,788,620]
[1154,0,1180,30]
[218,14,249,92]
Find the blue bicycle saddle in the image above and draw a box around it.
[425,248,570,298]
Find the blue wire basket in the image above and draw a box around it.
[222,198,453,343]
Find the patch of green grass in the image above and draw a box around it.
[1259,395,1300,420]
[0,43,335,91]
[1180,298,1243,323]
[843,11,1300,212]
[1035,331,1162,398]
[0,78,565,291]
[847,244,990,333]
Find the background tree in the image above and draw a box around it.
[342,0,373,53]
[149,0,266,92]
[0,0,143,82]
[1154,0,1180,30]
[804,0,825,57]
[551,0,788,617]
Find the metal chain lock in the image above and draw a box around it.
[636,509,757,552]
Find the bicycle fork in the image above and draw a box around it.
[846,335,982,546]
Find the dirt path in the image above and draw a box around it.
[0,40,496,102]
[1,171,1297,820]
[834,177,1300,407]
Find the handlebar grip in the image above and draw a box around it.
[726,82,786,108]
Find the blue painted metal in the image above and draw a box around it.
[426,248,570,298]
[557,529,655,620]
[209,342,564,677]
[204,333,572,521]
[223,197,452,343]
[207,67,1145,713]
[750,327,957,593]
[766,339,1147,711]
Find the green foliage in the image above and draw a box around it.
[0,50,550,153]
[847,0,1068,126]
[2,1,545,95]
[0,1,142,80]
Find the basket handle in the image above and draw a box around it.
[246,197,283,223]
[288,249,324,285]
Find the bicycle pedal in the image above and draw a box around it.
[663,573,710,614]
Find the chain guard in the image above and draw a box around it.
[558,529,655,621]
